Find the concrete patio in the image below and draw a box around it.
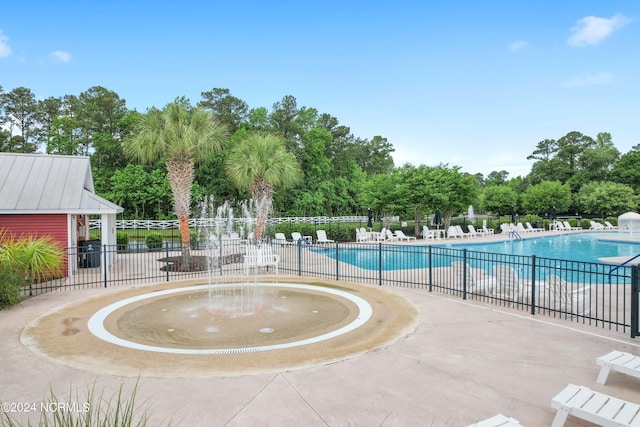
[2,274,640,426]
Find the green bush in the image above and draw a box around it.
[145,232,163,251]
[0,267,21,309]
[116,231,129,252]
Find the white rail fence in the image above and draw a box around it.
[88,216,397,230]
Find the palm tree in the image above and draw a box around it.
[124,102,229,259]
[225,134,302,242]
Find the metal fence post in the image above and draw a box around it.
[632,265,639,338]
[428,245,432,292]
[462,249,467,299]
[165,242,170,282]
[378,242,382,286]
[530,255,537,315]
[335,241,339,281]
[103,245,108,288]
[297,242,302,276]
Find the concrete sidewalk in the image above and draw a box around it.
[1,278,640,426]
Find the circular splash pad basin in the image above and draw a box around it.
[89,283,372,354]
[22,278,418,377]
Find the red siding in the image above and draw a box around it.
[0,214,69,276]
[0,214,68,246]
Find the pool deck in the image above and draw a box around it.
[2,229,640,426]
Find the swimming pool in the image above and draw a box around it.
[315,233,640,271]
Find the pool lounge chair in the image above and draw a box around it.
[375,227,387,241]
[356,227,370,242]
[316,230,335,244]
[273,232,289,245]
[393,230,416,241]
[545,275,591,316]
[452,262,493,295]
[525,222,544,233]
[551,383,640,427]
[604,221,618,230]
[482,225,495,235]
[422,225,438,240]
[467,225,482,237]
[465,414,523,427]
[291,232,310,245]
[385,229,399,241]
[596,350,640,385]
[589,221,605,230]
[563,220,582,231]
[456,225,471,238]
[492,265,528,304]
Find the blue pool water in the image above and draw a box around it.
[315,233,640,271]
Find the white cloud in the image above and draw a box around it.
[568,13,631,47]
[50,50,72,63]
[563,72,614,88]
[0,29,11,57]
[509,40,528,52]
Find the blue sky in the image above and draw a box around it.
[1,1,638,178]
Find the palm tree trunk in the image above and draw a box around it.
[167,159,194,262]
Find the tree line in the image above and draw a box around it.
[1,84,638,233]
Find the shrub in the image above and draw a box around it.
[116,231,129,252]
[0,267,21,309]
[145,232,163,251]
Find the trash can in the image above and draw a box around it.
[533,221,542,229]
[79,239,101,268]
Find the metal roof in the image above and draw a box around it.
[0,153,123,215]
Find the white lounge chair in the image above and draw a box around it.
[291,232,310,245]
[545,275,591,315]
[589,220,605,230]
[525,222,544,233]
[385,229,399,241]
[515,222,528,234]
[316,230,334,244]
[551,383,640,427]
[356,227,370,242]
[467,225,481,237]
[465,414,524,427]
[563,220,582,231]
[273,232,289,245]
[455,225,471,238]
[393,230,416,241]
[552,221,566,231]
[596,350,640,385]
[452,261,493,295]
[375,227,387,241]
[422,225,437,240]
[482,225,495,235]
[605,221,618,230]
[492,265,528,304]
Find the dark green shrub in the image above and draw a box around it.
[580,218,592,229]
[145,232,163,251]
[116,231,129,252]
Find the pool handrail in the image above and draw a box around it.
[607,252,640,282]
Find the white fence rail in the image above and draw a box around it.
[88,216,398,230]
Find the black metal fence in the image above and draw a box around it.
[23,241,639,338]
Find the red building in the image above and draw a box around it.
[0,153,124,276]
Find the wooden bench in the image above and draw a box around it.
[465,413,524,426]
[551,383,640,426]
[243,244,279,274]
[597,350,640,384]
